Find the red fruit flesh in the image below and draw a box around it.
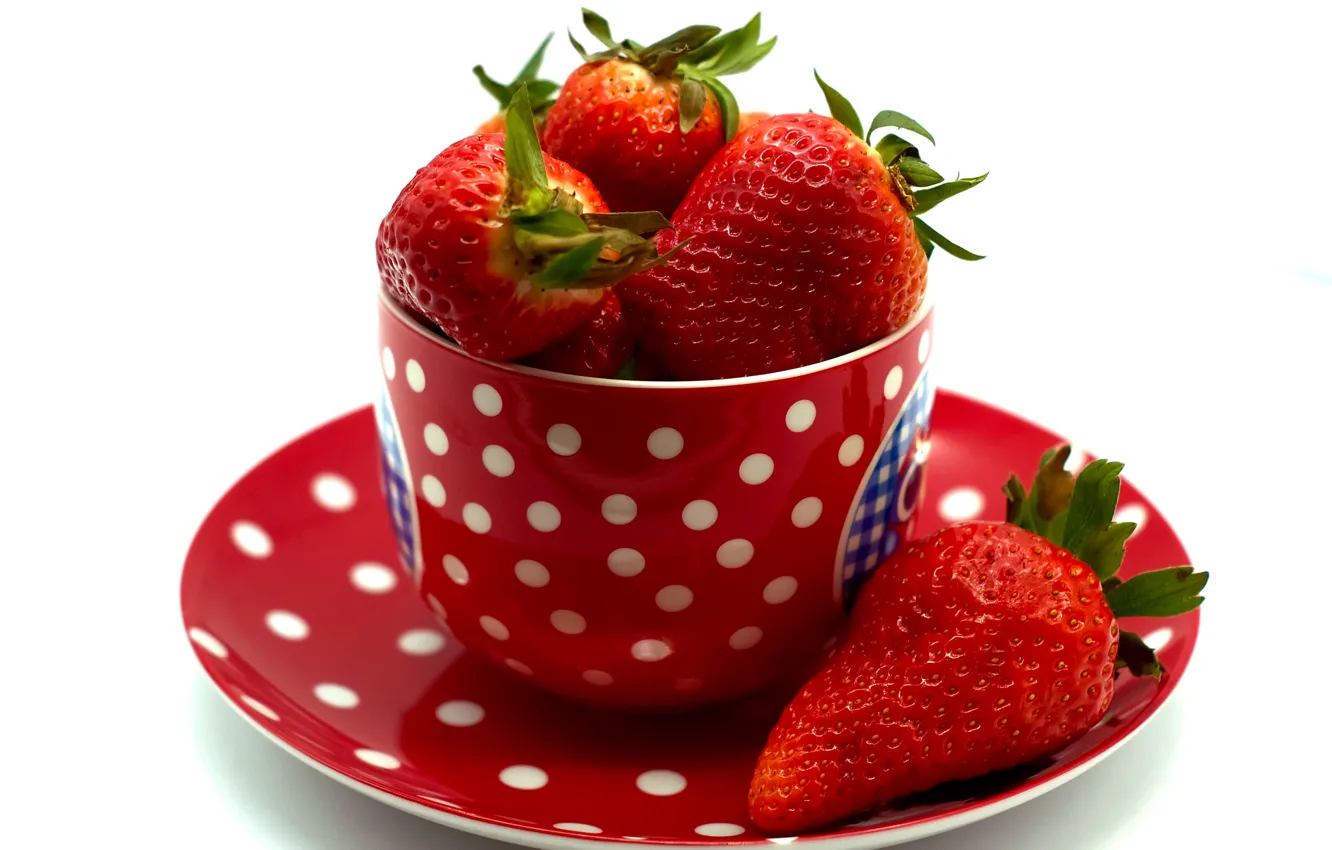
[543,59,725,215]
[748,521,1118,833]
[618,113,928,380]
[474,112,507,134]
[375,133,610,362]
[520,292,634,378]
[737,110,771,132]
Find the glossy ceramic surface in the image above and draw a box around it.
[375,292,936,709]
[181,390,1199,849]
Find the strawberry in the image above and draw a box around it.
[376,86,677,362]
[542,10,776,215]
[737,110,772,132]
[747,446,1208,833]
[617,73,986,380]
[519,291,634,378]
[472,34,561,135]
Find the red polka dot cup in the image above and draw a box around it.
[374,290,936,711]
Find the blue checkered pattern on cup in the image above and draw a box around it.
[374,385,421,581]
[839,367,934,605]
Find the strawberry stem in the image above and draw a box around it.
[473,33,560,116]
[501,84,682,290]
[1004,445,1209,680]
[569,9,774,140]
[813,71,987,262]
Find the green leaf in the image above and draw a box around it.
[516,32,555,83]
[917,229,935,259]
[813,70,862,139]
[1116,631,1164,679]
[614,356,638,380]
[472,65,514,107]
[912,174,988,216]
[721,35,776,75]
[581,8,619,49]
[1105,567,1208,618]
[640,24,721,58]
[898,156,944,186]
[1079,521,1136,581]
[503,84,551,215]
[866,110,935,145]
[912,217,985,261]
[514,208,589,238]
[875,133,918,165]
[687,14,776,76]
[679,76,708,133]
[702,75,739,141]
[568,30,595,62]
[583,210,673,234]
[526,79,560,103]
[1060,459,1125,560]
[534,236,607,288]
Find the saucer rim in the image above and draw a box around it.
[181,388,1200,847]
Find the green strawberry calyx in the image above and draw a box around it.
[569,9,775,140]
[502,84,685,289]
[474,33,561,118]
[814,71,987,263]
[1003,445,1209,680]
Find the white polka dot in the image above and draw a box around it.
[504,658,534,675]
[463,503,492,534]
[1142,627,1173,650]
[473,383,503,416]
[398,628,446,655]
[189,627,227,658]
[230,521,272,558]
[436,700,485,727]
[717,539,754,568]
[729,627,763,650]
[555,824,603,834]
[527,501,560,532]
[1114,503,1148,535]
[647,427,684,459]
[482,445,515,478]
[421,475,446,507]
[785,399,816,432]
[631,639,672,662]
[608,548,645,577]
[240,694,278,721]
[265,610,309,641]
[655,585,694,612]
[314,683,359,709]
[636,770,687,796]
[381,347,396,380]
[350,562,398,593]
[696,823,746,837]
[763,576,798,605]
[550,609,587,634]
[355,749,401,769]
[405,359,426,392]
[480,616,510,641]
[791,497,823,528]
[514,559,549,587]
[739,453,774,485]
[601,494,637,525]
[682,500,717,530]
[424,423,449,455]
[582,670,613,686]
[838,435,865,466]
[883,365,904,399]
[443,554,469,585]
[499,765,548,790]
[939,486,984,521]
[547,423,581,456]
[918,330,931,363]
[311,473,356,511]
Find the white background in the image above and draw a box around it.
[2,0,1328,846]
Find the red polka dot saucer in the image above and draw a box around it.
[180,390,1200,848]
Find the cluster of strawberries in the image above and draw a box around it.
[375,10,986,381]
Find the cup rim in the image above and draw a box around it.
[379,286,934,390]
